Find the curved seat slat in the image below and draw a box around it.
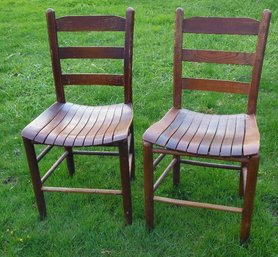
[22,103,133,147]
[143,108,259,157]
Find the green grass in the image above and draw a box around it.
[1,0,278,256]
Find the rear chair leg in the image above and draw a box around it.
[239,162,246,198]
[144,141,154,230]
[129,123,135,180]
[240,155,259,243]
[173,155,180,187]
[64,146,75,176]
[119,140,132,225]
[23,138,46,220]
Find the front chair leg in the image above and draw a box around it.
[143,141,154,230]
[64,146,75,176]
[119,140,132,225]
[23,138,46,220]
[240,155,259,243]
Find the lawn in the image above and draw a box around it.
[0,0,277,256]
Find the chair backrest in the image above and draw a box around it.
[46,8,134,104]
[173,8,271,114]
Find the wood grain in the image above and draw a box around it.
[143,109,259,157]
[248,10,271,114]
[62,74,124,86]
[183,17,260,35]
[182,49,254,65]
[56,15,126,31]
[59,47,124,59]
[182,78,250,95]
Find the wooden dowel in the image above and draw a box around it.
[154,196,243,213]
[72,150,119,156]
[153,158,177,192]
[153,153,166,169]
[41,186,122,195]
[180,159,241,170]
[41,151,68,184]
[37,145,53,162]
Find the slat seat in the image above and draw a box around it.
[22,102,133,147]
[143,108,259,157]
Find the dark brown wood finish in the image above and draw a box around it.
[22,8,135,225]
[143,8,271,243]
[56,15,126,31]
[182,78,250,95]
[124,8,135,104]
[119,140,132,224]
[144,141,154,229]
[173,8,184,108]
[23,138,46,219]
[143,109,259,157]
[240,155,259,243]
[46,9,65,103]
[248,10,271,114]
[182,49,255,65]
[59,47,125,59]
[183,17,260,35]
[62,74,124,86]
[173,155,180,186]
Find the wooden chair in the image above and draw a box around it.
[143,8,271,243]
[22,8,135,225]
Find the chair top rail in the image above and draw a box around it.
[183,17,260,35]
[56,15,126,32]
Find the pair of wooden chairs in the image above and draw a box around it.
[22,8,271,243]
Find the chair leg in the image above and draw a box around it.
[173,155,180,187]
[119,140,132,225]
[64,146,75,176]
[22,138,46,220]
[240,155,259,243]
[239,162,246,198]
[143,141,154,230]
[129,123,135,180]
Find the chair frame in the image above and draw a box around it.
[144,8,271,243]
[22,8,135,225]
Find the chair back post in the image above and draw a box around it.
[46,9,65,103]
[173,8,184,109]
[124,7,135,104]
[248,9,271,114]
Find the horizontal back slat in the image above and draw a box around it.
[62,74,124,86]
[182,78,250,94]
[182,49,254,65]
[59,47,124,59]
[183,17,260,35]
[56,16,126,31]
